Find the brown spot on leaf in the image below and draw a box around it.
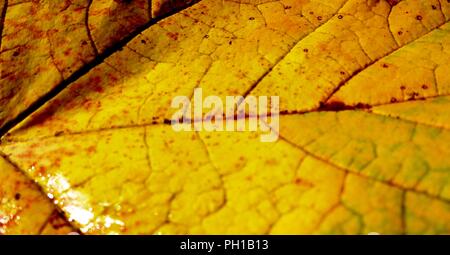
[86,145,97,154]
[167,32,179,40]
[294,178,314,188]
[386,0,400,7]
[319,101,372,111]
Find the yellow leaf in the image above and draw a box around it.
[1,0,449,234]
[0,155,73,234]
[0,0,196,130]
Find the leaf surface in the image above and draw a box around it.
[0,155,74,234]
[0,0,449,234]
[0,0,196,131]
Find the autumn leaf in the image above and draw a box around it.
[0,0,197,131]
[0,155,74,234]
[1,0,450,234]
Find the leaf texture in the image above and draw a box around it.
[0,0,449,234]
[0,0,196,131]
[0,155,73,234]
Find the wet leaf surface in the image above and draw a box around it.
[0,155,73,234]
